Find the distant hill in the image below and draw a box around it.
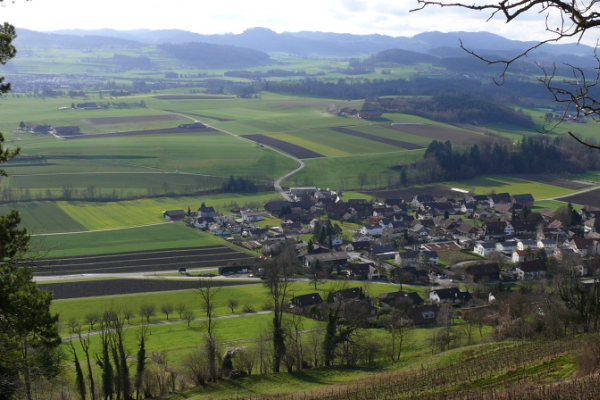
[157,42,271,69]
[371,48,439,65]
[15,28,144,49]
[39,27,597,63]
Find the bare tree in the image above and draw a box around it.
[160,303,174,321]
[175,303,186,319]
[262,243,297,372]
[227,299,239,314]
[140,303,156,324]
[84,312,100,331]
[412,0,600,148]
[197,279,222,382]
[182,310,195,327]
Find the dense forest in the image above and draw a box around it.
[366,92,535,127]
[412,135,600,183]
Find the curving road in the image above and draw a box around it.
[166,110,305,201]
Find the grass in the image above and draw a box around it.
[440,175,577,200]
[285,150,425,190]
[3,192,283,233]
[30,223,223,257]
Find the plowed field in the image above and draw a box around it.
[32,246,257,276]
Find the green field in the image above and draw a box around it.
[30,223,224,257]
[440,175,577,200]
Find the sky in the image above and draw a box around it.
[1,0,597,45]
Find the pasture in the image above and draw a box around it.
[440,175,579,200]
[30,223,225,257]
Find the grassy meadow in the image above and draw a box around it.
[30,223,224,257]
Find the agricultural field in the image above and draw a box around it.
[29,223,225,258]
[3,192,282,235]
[560,188,600,208]
[440,175,580,200]
[33,246,256,276]
[39,278,259,299]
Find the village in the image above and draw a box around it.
[161,186,600,326]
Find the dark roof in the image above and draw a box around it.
[372,245,396,254]
[408,304,439,325]
[432,287,473,301]
[328,287,363,302]
[264,201,291,213]
[378,291,423,306]
[291,293,323,308]
[512,194,535,203]
[516,259,547,273]
[466,263,500,280]
[164,210,186,219]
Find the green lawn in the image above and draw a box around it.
[30,223,223,257]
[440,175,577,200]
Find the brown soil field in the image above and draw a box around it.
[32,246,257,276]
[514,174,591,190]
[386,123,486,145]
[331,127,424,150]
[246,134,324,159]
[560,189,600,207]
[61,126,216,139]
[366,186,458,201]
[153,95,234,100]
[81,114,186,125]
[40,279,258,300]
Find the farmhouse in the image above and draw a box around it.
[290,293,323,309]
[465,263,500,282]
[357,110,382,119]
[429,288,472,305]
[515,260,547,280]
[53,126,81,135]
[347,263,380,280]
[408,305,440,326]
[303,252,350,267]
[163,210,186,221]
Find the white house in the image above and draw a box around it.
[360,225,383,236]
[240,210,265,222]
[474,242,496,257]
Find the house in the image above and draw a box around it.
[371,244,397,259]
[303,252,350,267]
[347,263,380,280]
[517,239,538,251]
[31,124,52,134]
[53,126,81,135]
[496,239,518,254]
[392,266,429,284]
[360,225,383,236]
[198,205,219,218]
[456,223,479,238]
[163,210,186,221]
[511,194,535,208]
[243,228,268,240]
[465,263,501,282]
[537,239,558,254]
[566,238,600,257]
[290,293,323,309]
[429,288,472,304]
[346,241,371,252]
[377,291,424,307]
[395,251,438,267]
[512,249,541,263]
[357,110,382,119]
[327,287,364,303]
[474,242,496,257]
[195,216,215,229]
[412,194,435,208]
[408,305,439,326]
[515,260,547,280]
[240,210,265,222]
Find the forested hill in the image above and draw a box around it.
[157,42,271,69]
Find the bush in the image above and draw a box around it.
[242,304,256,313]
[262,300,274,311]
